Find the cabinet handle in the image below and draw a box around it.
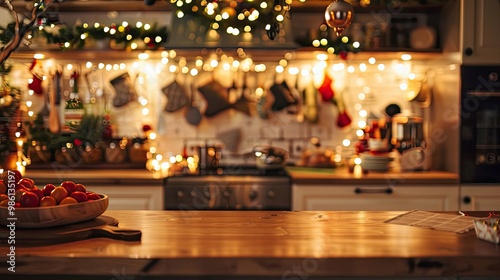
[354,187,393,195]
[464,47,473,56]
[462,196,471,204]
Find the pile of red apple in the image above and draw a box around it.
[0,170,102,208]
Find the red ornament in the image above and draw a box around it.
[339,51,348,60]
[142,124,152,132]
[74,139,83,146]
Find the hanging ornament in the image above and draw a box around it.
[324,0,354,37]
[28,59,44,96]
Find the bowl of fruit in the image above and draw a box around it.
[0,170,108,228]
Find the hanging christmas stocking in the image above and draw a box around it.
[28,59,43,96]
[110,72,138,108]
[334,91,352,129]
[318,71,335,102]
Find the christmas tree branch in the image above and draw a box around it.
[0,0,56,66]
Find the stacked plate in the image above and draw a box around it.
[360,153,393,172]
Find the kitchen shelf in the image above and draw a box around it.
[13,0,445,14]
[10,46,458,64]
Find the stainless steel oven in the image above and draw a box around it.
[163,166,292,210]
[460,65,500,183]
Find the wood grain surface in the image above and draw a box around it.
[1,210,499,279]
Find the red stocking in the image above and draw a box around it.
[318,72,335,102]
[28,59,43,95]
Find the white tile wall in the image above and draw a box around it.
[11,56,458,170]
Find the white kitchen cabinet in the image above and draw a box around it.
[460,185,500,211]
[90,186,164,210]
[461,0,500,64]
[293,184,459,211]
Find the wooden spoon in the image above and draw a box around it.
[48,71,61,134]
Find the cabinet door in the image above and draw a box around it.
[293,185,459,211]
[462,0,500,64]
[460,185,500,211]
[90,186,164,210]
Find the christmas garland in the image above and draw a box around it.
[170,0,292,40]
[0,20,169,51]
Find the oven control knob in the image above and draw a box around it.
[176,190,185,198]
[267,190,275,198]
[190,190,197,197]
[248,190,258,200]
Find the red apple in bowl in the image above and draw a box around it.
[75,183,87,193]
[50,186,68,204]
[70,191,88,202]
[42,184,56,196]
[2,169,22,188]
[20,191,40,207]
[30,188,44,200]
[18,178,35,190]
[87,192,101,200]
[39,196,57,207]
[60,181,77,195]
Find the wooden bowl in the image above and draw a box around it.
[0,194,108,228]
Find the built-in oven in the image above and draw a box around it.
[163,166,292,210]
[460,65,500,183]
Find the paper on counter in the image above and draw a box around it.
[384,210,476,233]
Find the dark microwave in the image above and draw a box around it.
[460,65,500,183]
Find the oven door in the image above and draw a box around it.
[460,65,500,183]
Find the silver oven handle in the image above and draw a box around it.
[467,91,500,97]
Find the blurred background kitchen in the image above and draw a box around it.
[0,0,462,173]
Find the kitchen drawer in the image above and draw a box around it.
[89,186,164,210]
[293,184,459,211]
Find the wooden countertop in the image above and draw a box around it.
[1,210,498,279]
[24,169,164,186]
[24,167,458,186]
[287,167,459,185]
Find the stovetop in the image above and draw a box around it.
[169,165,290,177]
[163,165,292,210]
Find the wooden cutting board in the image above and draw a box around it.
[0,215,141,246]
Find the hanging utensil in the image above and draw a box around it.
[228,71,239,104]
[54,67,62,105]
[302,78,319,124]
[39,81,50,123]
[294,74,304,123]
[48,70,61,134]
[256,72,270,119]
[232,70,252,116]
[185,75,202,126]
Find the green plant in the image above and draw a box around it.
[48,114,106,151]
